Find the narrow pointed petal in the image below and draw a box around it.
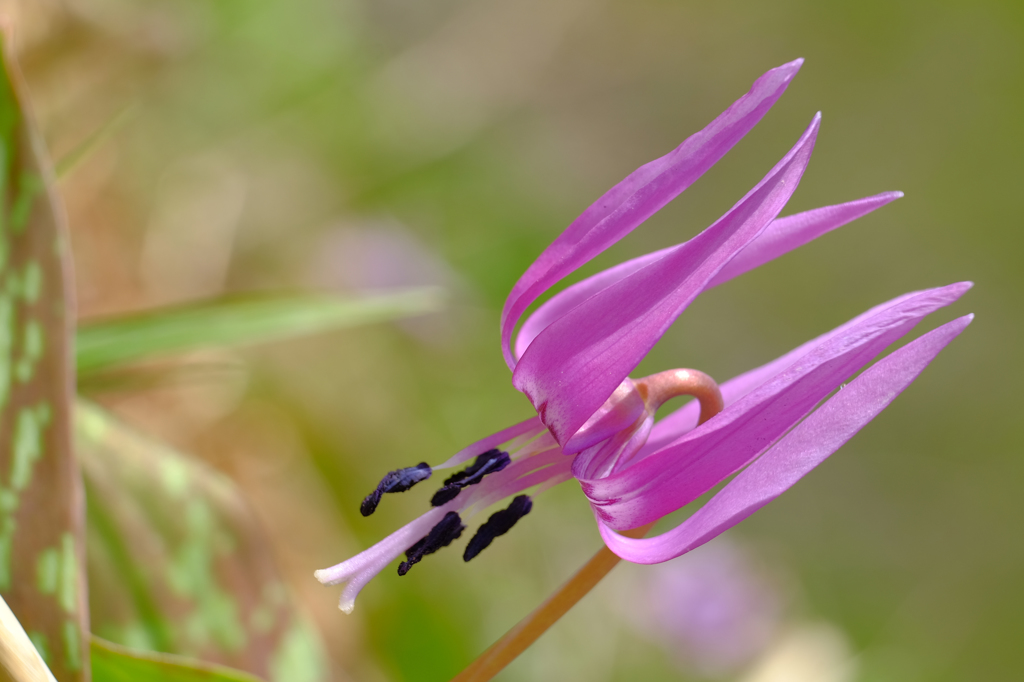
[640,284,957,456]
[514,247,669,361]
[514,192,902,360]
[705,191,903,288]
[515,115,821,449]
[500,59,805,369]
[578,282,971,529]
[598,314,973,564]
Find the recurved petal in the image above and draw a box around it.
[514,192,902,360]
[514,115,821,450]
[597,314,973,564]
[500,59,805,369]
[639,284,950,457]
[578,283,971,530]
[566,378,647,452]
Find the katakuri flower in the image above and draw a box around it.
[315,59,972,614]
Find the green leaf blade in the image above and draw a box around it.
[91,637,265,682]
[76,288,443,376]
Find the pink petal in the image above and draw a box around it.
[513,192,902,360]
[514,115,821,450]
[705,191,903,288]
[566,378,647,453]
[500,59,805,369]
[641,285,946,456]
[598,314,973,564]
[577,282,971,529]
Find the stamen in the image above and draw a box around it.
[360,462,432,516]
[464,495,533,562]
[451,372,726,681]
[397,511,466,576]
[431,449,511,506]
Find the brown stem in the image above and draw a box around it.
[450,523,653,682]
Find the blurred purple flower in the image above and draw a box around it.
[316,59,972,612]
[309,221,456,294]
[626,540,784,677]
[307,220,470,346]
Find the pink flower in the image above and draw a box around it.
[316,59,972,613]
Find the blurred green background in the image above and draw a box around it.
[8,0,1021,679]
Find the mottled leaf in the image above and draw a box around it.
[91,637,264,682]
[76,288,444,377]
[76,401,329,682]
[0,34,87,682]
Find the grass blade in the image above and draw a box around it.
[76,287,443,376]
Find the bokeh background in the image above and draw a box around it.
[4,0,1021,680]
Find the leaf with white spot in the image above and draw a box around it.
[0,34,86,682]
[77,402,329,682]
[76,288,444,378]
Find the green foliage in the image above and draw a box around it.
[0,35,86,682]
[76,288,443,377]
[77,401,329,682]
[91,636,265,682]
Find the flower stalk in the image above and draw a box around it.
[450,524,653,682]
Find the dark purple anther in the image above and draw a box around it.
[398,511,466,575]
[430,449,511,507]
[463,495,533,561]
[360,462,432,516]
